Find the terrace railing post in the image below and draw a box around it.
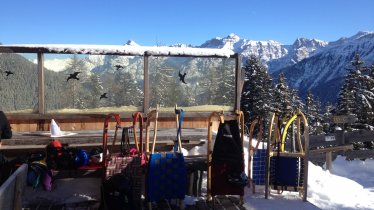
[234,53,242,111]
[37,52,45,114]
[144,52,150,113]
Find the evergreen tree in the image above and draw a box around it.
[197,59,220,105]
[337,54,373,127]
[63,54,88,109]
[110,66,143,108]
[336,54,374,150]
[149,57,176,107]
[322,101,335,133]
[305,90,323,135]
[273,73,292,120]
[241,55,273,124]
[86,74,103,109]
[289,88,304,111]
[215,58,235,106]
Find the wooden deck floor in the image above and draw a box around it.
[23,196,245,210]
[185,196,246,210]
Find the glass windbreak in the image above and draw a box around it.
[0,53,38,113]
[149,56,235,112]
[44,54,144,113]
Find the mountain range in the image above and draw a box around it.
[199,31,374,105]
[40,31,374,106]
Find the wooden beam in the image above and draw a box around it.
[144,53,149,112]
[37,53,45,114]
[0,45,234,58]
[234,53,242,111]
[309,144,353,154]
[326,151,333,172]
[269,151,306,158]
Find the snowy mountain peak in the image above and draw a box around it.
[125,40,139,46]
[275,31,374,105]
[292,37,328,49]
[330,31,374,46]
[351,31,373,40]
[226,33,240,42]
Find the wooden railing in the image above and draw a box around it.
[309,129,374,170]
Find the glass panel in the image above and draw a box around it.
[0,53,38,113]
[149,57,235,112]
[44,54,144,113]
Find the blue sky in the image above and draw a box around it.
[0,0,373,46]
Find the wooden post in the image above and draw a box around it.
[326,151,333,172]
[341,123,345,145]
[37,52,45,114]
[302,119,309,202]
[207,121,213,201]
[143,53,149,113]
[234,53,242,111]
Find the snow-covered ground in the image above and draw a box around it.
[186,137,374,210]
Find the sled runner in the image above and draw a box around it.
[248,117,265,193]
[207,111,246,204]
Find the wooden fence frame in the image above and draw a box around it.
[309,130,374,169]
[0,45,242,131]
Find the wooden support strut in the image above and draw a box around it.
[207,111,224,201]
[101,113,122,181]
[248,117,263,193]
[265,112,279,199]
[145,109,159,154]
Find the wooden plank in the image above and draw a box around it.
[185,204,198,210]
[269,151,305,158]
[217,196,237,210]
[227,196,245,210]
[310,145,353,154]
[8,117,212,132]
[345,150,374,159]
[196,200,210,210]
[345,130,374,143]
[332,115,357,124]
[309,131,344,147]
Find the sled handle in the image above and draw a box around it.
[132,112,144,154]
[174,105,184,153]
[146,109,159,154]
[102,113,122,179]
[280,111,309,153]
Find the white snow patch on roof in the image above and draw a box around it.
[1,44,235,57]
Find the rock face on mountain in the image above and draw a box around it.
[200,33,327,73]
[273,32,374,104]
[200,32,374,104]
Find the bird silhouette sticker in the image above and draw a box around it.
[5,70,14,77]
[114,65,124,70]
[67,72,81,81]
[178,71,187,84]
[100,93,108,100]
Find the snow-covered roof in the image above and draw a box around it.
[0,44,235,57]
